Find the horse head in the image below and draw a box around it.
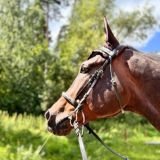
[45,18,132,135]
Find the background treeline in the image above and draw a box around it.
[0,0,158,115]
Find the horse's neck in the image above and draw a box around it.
[125,50,160,130]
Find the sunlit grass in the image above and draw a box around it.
[0,111,160,160]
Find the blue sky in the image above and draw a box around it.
[139,32,160,53]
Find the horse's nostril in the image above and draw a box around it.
[45,111,50,120]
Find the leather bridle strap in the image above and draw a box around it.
[62,45,125,114]
[62,57,108,117]
[62,92,78,108]
[74,123,129,160]
[100,45,125,113]
[74,122,88,160]
[84,124,129,160]
[109,56,124,113]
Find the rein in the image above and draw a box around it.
[62,45,129,160]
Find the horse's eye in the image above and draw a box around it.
[80,65,89,73]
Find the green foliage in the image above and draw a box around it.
[0,0,52,114]
[57,0,114,68]
[0,111,160,160]
[0,0,74,114]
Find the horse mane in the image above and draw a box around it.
[144,53,160,62]
[127,45,160,62]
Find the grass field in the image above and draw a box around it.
[0,111,160,160]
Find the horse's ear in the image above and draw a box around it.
[104,17,119,50]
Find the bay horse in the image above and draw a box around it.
[45,17,160,136]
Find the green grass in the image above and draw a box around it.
[0,111,160,160]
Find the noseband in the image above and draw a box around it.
[62,45,129,160]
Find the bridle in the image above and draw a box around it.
[62,45,125,122]
[62,45,129,160]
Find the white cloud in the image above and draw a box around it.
[116,0,160,19]
[115,0,160,48]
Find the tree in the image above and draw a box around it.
[0,0,51,114]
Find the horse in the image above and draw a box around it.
[45,17,160,136]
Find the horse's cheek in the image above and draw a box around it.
[87,91,114,114]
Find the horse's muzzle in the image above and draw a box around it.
[45,110,72,136]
